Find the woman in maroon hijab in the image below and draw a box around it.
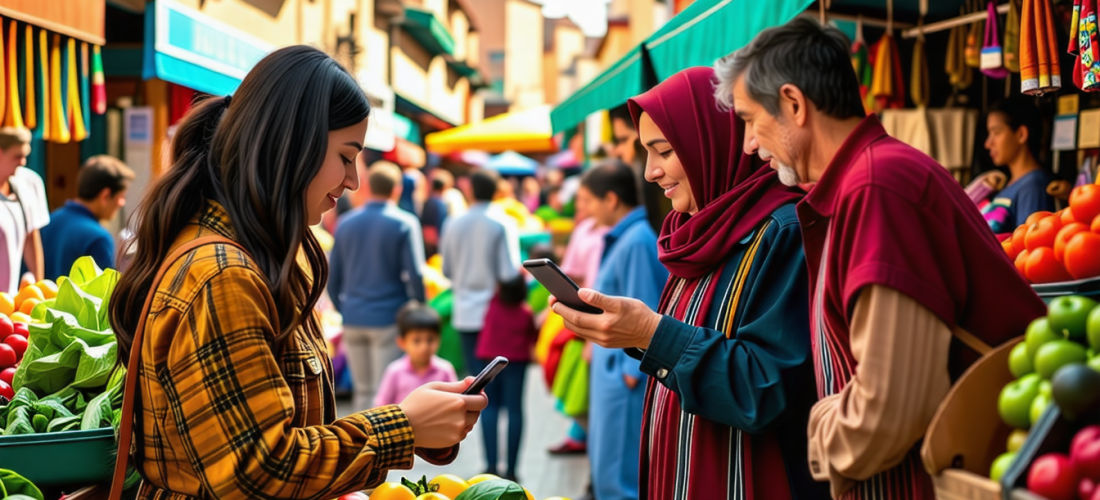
[552,67,829,499]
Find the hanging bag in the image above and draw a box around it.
[1005,0,1022,72]
[965,0,985,67]
[982,0,1011,78]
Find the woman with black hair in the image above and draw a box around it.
[983,96,1055,233]
[108,46,486,499]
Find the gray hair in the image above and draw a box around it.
[713,17,865,120]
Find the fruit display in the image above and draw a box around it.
[1001,187,1100,284]
[358,475,566,500]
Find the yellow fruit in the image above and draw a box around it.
[543,497,573,500]
[368,483,415,500]
[10,312,33,324]
[19,298,40,316]
[36,280,58,299]
[0,293,15,317]
[19,275,34,291]
[466,474,502,485]
[429,475,468,499]
[14,286,43,310]
[524,489,535,500]
[415,494,450,500]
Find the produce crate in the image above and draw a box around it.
[0,427,115,486]
[1032,277,1100,304]
[922,338,1020,500]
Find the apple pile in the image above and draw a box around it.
[1021,425,1100,500]
[0,314,28,401]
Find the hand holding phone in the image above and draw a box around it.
[463,356,509,395]
[523,259,604,314]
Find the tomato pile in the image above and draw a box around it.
[0,278,57,400]
[1002,185,1100,284]
[347,474,570,500]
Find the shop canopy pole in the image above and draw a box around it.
[819,12,914,30]
[902,3,1010,39]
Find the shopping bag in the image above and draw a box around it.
[982,0,1011,78]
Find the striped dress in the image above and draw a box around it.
[637,207,826,500]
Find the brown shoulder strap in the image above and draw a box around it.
[107,235,246,500]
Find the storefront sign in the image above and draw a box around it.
[145,0,274,96]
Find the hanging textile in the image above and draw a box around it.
[36,29,48,141]
[48,34,69,143]
[67,37,87,142]
[22,24,34,129]
[912,34,930,106]
[981,1,1011,78]
[871,34,905,111]
[851,17,874,114]
[79,42,90,132]
[4,21,22,129]
[92,45,105,115]
[1005,0,1022,72]
[1021,0,1062,94]
[965,1,986,67]
[1069,0,1100,90]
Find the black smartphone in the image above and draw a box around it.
[462,356,509,395]
[523,258,604,314]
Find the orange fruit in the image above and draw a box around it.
[429,474,469,499]
[1015,249,1031,278]
[415,495,450,500]
[18,275,34,292]
[14,286,43,310]
[35,280,57,299]
[1027,211,1054,226]
[467,474,503,485]
[18,297,40,316]
[1072,185,1100,224]
[1012,225,1029,254]
[1025,215,1064,251]
[1065,232,1100,280]
[1061,209,1077,225]
[1002,239,1019,260]
[0,293,15,317]
[369,483,416,500]
[1026,247,1073,284]
[1093,214,1100,234]
[1054,223,1090,262]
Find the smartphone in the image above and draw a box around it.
[462,356,509,395]
[523,258,604,314]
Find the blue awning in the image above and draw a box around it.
[143,0,274,96]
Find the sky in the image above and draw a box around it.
[534,0,612,37]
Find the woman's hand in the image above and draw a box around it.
[551,289,662,349]
[399,378,488,449]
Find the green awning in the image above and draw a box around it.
[446,58,479,78]
[550,0,813,134]
[401,6,455,56]
[393,113,422,145]
[550,46,645,134]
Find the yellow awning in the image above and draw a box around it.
[425,105,556,154]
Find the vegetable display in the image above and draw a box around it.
[357,475,560,500]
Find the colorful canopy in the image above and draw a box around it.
[425,105,556,154]
[485,151,538,176]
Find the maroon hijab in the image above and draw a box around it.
[628,67,803,279]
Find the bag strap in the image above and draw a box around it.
[107,234,246,500]
[984,0,1001,47]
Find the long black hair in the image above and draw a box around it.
[111,45,371,360]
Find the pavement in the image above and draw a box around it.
[337,364,591,499]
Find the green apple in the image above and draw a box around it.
[1048,296,1097,339]
[1031,391,1053,426]
[1036,340,1089,379]
[990,451,1017,481]
[999,373,1042,429]
[1090,356,1100,373]
[1007,429,1029,453]
[1040,380,1053,396]
[1090,348,1097,359]
[1010,342,1035,378]
[1088,306,1100,351]
[1027,317,1062,360]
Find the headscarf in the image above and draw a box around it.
[627,67,802,280]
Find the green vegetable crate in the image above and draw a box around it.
[0,427,114,485]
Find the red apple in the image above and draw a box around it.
[1083,477,1097,500]
[0,380,12,399]
[1072,426,1100,480]
[1029,453,1080,500]
[0,314,14,340]
[0,343,15,368]
[0,367,13,385]
[3,334,26,359]
[13,322,28,337]
[337,493,369,500]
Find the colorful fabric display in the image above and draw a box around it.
[3,20,21,129]
[67,37,87,142]
[49,34,69,143]
[1021,0,1062,94]
[92,45,105,115]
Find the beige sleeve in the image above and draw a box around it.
[807,285,953,498]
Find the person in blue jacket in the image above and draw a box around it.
[575,161,667,500]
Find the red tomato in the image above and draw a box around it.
[1026,216,1065,251]
[1003,239,1020,260]
[0,380,12,400]
[1027,247,1073,284]
[0,367,13,385]
[1062,209,1077,225]
[1028,453,1080,500]
[1093,214,1100,234]
[1055,223,1090,262]
[1028,211,1055,226]
[3,334,26,360]
[0,315,13,340]
[1013,225,1030,254]
[1065,232,1100,280]
[0,343,14,368]
[1016,249,1032,278]
[1072,185,1100,224]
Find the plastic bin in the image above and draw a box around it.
[0,427,115,486]
[1032,276,1100,304]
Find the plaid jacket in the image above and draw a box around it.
[135,202,455,500]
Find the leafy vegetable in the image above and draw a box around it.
[454,480,527,500]
[0,469,43,500]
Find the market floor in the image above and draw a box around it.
[337,364,591,499]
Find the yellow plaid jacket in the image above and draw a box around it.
[134,202,455,500]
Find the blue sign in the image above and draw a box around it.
[144,0,274,96]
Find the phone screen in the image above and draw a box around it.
[523,259,604,314]
[463,356,509,395]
